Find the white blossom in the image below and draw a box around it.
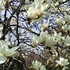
[64,14,70,24]
[31,60,47,70]
[45,35,56,47]
[32,60,42,70]
[62,25,70,32]
[54,32,62,42]
[55,18,65,26]
[40,31,48,42]
[31,35,42,47]
[56,57,69,66]
[0,40,19,64]
[63,35,70,46]
[41,23,48,31]
[24,0,52,20]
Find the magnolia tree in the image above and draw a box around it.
[0,0,70,70]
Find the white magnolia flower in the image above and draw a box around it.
[25,0,51,20]
[41,23,48,31]
[27,6,40,19]
[56,57,69,66]
[31,60,47,70]
[64,14,70,24]
[54,2,59,7]
[45,35,56,47]
[40,31,48,42]
[31,35,42,47]
[63,35,70,46]
[54,32,62,42]
[0,40,19,64]
[55,18,65,26]
[27,5,44,19]
[10,17,17,25]
[62,25,70,32]
[45,35,57,52]
[0,53,7,64]
[32,60,42,70]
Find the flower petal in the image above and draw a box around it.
[4,46,19,57]
[8,46,19,52]
[34,0,44,4]
[5,51,17,57]
[0,54,7,64]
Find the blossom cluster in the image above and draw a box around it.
[56,57,69,70]
[23,0,52,20]
[31,28,70,51]
[0,40,19,64]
